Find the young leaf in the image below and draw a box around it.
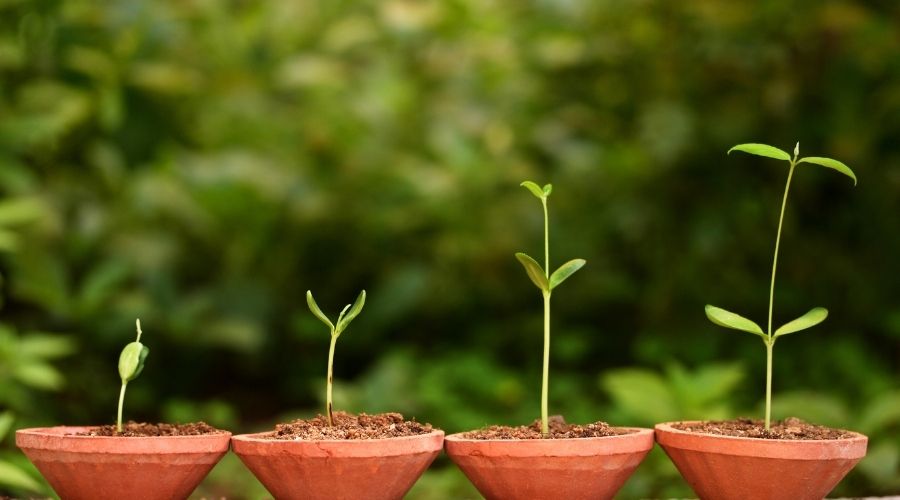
[336,290,366,334]
[306,290,334,331]
[520,181,545,200]
[774,307,828,337]
[542,184,553,196]
[727,143,791,162]
[118,341,149,382]
[515,252,549,291]
[705,305,765,336]
[798,157,857,185]
[549,259,586,290]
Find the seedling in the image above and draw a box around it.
[306,289,366,427]
[516,181,586,437]
[117,319,149,433]
[705,143,856,429]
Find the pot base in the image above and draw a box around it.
[655,421,868,500]
[445,427,654,500]
[16,426,231,500]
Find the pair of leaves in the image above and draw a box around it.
[515,253,585,293]
[307,290,366,336]
[118,319,149,383]
[704,305,828,339]
[520,180,552,199]
[727,143,857,185]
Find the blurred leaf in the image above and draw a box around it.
[0,197,44,226]
[798,157,857,185]
[18,334,76,359]
[858,391,900,435]
[13,362,64,390]
[0,461,42,492]
[602,369,677,424]
[0,412,14,440]
[705,305,764,336]
[727,143,791,161]
[768,392,849,428]
[774,308,828,338]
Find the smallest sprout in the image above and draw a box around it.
[307,290,366,427]
[117,319,150,433]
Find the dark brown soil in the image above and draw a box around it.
[77,421,226,437]
[671,417,856,440]
[267,412,434,440]
[462,415,635,440]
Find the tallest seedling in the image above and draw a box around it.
[705,143,856,429]
[516,181,586,437]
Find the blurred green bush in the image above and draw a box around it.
[1,0,898,497]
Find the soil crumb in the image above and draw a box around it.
[462,415,635,440]
[268,412,434,440]
[671,417,856,440]
[78,421,225,437]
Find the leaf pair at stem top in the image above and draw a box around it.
[516,181,586,294]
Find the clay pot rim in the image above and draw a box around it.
[445,426,652,443]
[232,428,444,444]
[655,421,867,459]
[16,426,232,454]
[231,429,444,458]
[444,427,654,457]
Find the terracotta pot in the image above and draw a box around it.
[16,426,231,500]
[655,421,868,500]
[231,429,444,500]
[444,428,654,500]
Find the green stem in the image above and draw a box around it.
[765,340,773,429]
[542,197,549,274]
[765,162,795,430]
[541,291,551,437]
[326,332,337,426]
[117,382,127,433]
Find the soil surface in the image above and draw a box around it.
[671,417,856,440]
[267,412,434,440]
[77,421,225,437]
[462,415,635,440]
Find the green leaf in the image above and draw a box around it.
[0,461,43,492]
[0,411,15,440]
[798,157,857,185]
[306,290,334,331]
[335,290,366,334]
[774,307,828,337]
[705,305,765,336]
[118,341,149,382]
[542,184,553,196]
[549,259,585,290]
[727,143,792,162]
[515,252,549,291]
[520,181,545,199]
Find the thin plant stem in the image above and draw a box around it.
[117,383,127,433]
[542,198,549,274]
[326,332,337,426]
[765,162,796,429]
[541,195,551,437]
[765,341,773,429]
[541,291,550,437]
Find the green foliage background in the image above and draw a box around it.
[1,0,898,497]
